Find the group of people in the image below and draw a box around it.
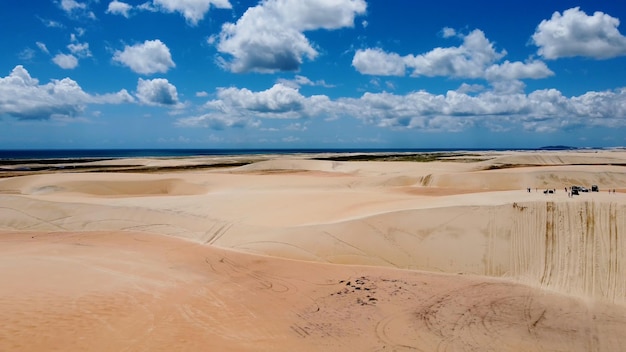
[526,186,619,196]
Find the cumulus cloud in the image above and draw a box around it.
[485,60,554,81]
[338,87,626,132]
[353,29,554,81]
[49,37,91,70]
[152,0,232,25]
[59,0,86,13]
[0,65,133,120]
[106,0,132,17]
[208,84,307,116]
[352,48,406,76]
[58,0,96,19]
[532,7,626,59]
[441,27,456,38]
[179,83,334,129]
[180,78,626,134]
[456,83,485,94]
[216,0,366,73]
[67,42,91,58]
[53,53,79,69]
[113,39,175,74]
[406,29,506,78]
[137,2,158,12]
[136,78,179,106]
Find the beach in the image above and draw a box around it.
[2,150,626,351]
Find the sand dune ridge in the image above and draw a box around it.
[3,151,626,351]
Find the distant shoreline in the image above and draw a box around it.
[1,148,623,178]
[0,146,606,160]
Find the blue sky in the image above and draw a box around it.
[2,0,626,149]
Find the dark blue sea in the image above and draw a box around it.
[0,147,578,160]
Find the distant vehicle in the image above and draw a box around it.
[581,187,589,192]
[571,189,579,195]
[592,185,599,192]
[571,185,581,192]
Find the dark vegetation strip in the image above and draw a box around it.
[313,152,486,162]
[485,163,626,170]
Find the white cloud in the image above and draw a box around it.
[67,42,91,58]
[180,83,334,129]
[209,84,307,116]
[152,0,232,25]
[442,27,456,38]
[353,29,553,81]
[0,65,133,120]
[195,91,209,97]
[59,0,86,13]
[176,77,626,133]
[352,48,406,76]
[58,0,96,19]
[406,29,505,78]
[137,2,157,12]
[570,88,626,121]
[36,42,49,54]
[337,87,626,132]
[489,79,527,95]
[136,78,179,106]
[106,0,132,18]
[456,83,485,94]
[532,7,626,59]
[216,0,366,73]
[113,39,175,74]
[276,75,334,89]
[53,53,79,69]
[485,60,554,81]
[98,89,136,105]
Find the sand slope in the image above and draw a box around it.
[2,150,626,350]
[2,231,626,352]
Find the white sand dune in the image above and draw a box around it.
[2,231,625,351]
[0,173,209,197]
[480,150,626,166]
[2,150,626,350]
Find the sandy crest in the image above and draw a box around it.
[2,150,626,351]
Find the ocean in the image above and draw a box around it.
[0,147,575,160]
